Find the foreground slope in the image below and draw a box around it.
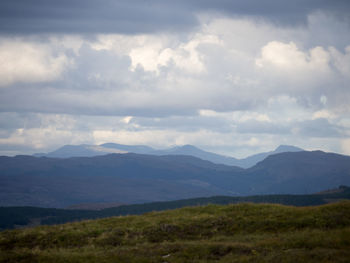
[1,201,350,263]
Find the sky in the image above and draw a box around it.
[0,0,350,158]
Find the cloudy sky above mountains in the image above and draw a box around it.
[0,0,350,157]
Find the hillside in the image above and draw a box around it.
[0,154,242,207]
[244,151,350,194]
[1,201,350,262]
[1,185,349,230]
[237,145,303,168]
[1,151,350,207]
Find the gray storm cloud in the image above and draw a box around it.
[0,0,349,34]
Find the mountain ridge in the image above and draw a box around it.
[1,150,350,208]
[33,143,304,168]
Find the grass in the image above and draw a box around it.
[1,201,350,262]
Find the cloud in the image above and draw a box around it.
[194,0,350,26]
[129,33,221,74]
[256,41,330,72]
[341,138,350,155]
[1,16,350,117]
[0,5,349,157]
[255,41,332,95]
[295,118,346,138]
[256,41,350,111]
[0,112,94,155]
[0,39,70,86]
[1,0,349,35]
[236,120,289,134]
[0,110,349,158]
[329,46,350,77]
[0,0,197,35]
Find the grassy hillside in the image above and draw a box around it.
[2,185,350,230]
[1,201,350,262]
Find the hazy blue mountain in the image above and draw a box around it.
[33,143,154,158]
[34,143,303,168]
[243,150,350,194]
[237,145,304,168]
[33,143,148,158]
[1,150,350,208]
[149,144,303,168]
[101,143,154,154]
[33,144,107,158]
[150,144,240,164]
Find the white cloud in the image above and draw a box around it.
[128,33,221,74]
[0,39,71,87]
[255,41,332,84]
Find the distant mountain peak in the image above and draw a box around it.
[99,143,154,153]
[177,144,199,150]
[34,143,305,168]
[275,145,303,152]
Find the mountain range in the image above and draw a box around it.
[1,150,350,208]
[34,143,303,168]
